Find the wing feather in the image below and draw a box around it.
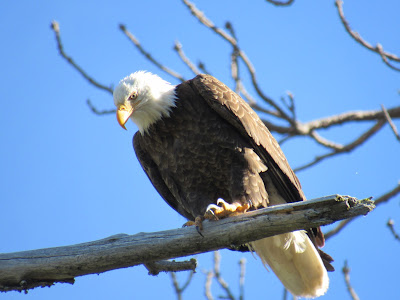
[133,132,193,220]
[191,74,305,204]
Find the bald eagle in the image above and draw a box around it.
[113,71,333,298]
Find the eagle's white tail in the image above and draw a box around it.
[250,230,329,298]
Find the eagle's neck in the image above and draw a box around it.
[133,85,177,134]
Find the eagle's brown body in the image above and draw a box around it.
[114,73,333,298]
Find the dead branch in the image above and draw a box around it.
[265,0,294,6]
[119,24,185,82]
[335,0,400,71]
[342,261,360,300]
[213,251,235,300]
[173,41,201,75]
[381,104,400,142]
[0,195,373,293]
[238,258,246,300]
[325,182,400,240]
[52,12,400,177]
[181,0,290,122]
[50,21,113,94]
[170,270,195,300]
[86,99,116,115]
[294,119,386,172]
[387,219,400,242]
[144,259,197,276]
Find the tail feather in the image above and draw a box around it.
[250,230,329,298]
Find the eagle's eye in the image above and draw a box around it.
[128,91,138,101]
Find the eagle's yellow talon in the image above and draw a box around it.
[205,198,250,219]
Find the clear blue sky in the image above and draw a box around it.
[1,1,399,299]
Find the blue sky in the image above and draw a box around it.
[1,1,399,299]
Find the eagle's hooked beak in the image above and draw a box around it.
[116,103,134,130]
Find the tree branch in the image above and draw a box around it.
[387,219,400,242]
[144,259,197,276]
[335,0,400,71]
[381,104,400,142]
[119,24,185,82]
[342,261,360,300]
[325,182,400,240]
[0,195,373,293]
[181,0,291,122]
[294,119,387,172]
[265,0,294,6]
[173,41,201,75]
[50,21,113,95]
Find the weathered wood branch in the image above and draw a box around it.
[0,195,374,293]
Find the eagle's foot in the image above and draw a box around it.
[183,216,204,236]
[205,198,250,220]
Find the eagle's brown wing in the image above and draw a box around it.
[133,132,194,220]
[191,74,329,250]
[191,74,305,205]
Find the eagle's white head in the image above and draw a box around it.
[113,71,177,133]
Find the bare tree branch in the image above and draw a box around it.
[173,41,201,75]
[376,44,400,72]
[387,219,400,242]
[342,261,360,300]
[204,270,214,300]
[335,0,400,71]
[213,251,235,300]
[381,104,400,142]
[304,106,400,132]
[197,61,212,75]
[50,21,113,94]
[294,119,386,172]
[86,99,116,115]
[265,0,294,6]
[0,195,374,293]
[52,18,400,177]
[308,130,343,150]
[170,270,195,300]
[325,182,400,240]
[238,258,246,300]
[144,259,197,276]
[119,24,185,82]
[181,0,291,122]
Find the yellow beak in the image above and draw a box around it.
[116,103,134,130]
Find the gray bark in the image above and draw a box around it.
[0,195,374,292]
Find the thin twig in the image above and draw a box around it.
[342,261,360,300]
[308,130,344,150]
[335,0,400,71]
[305,106,400,131]
[86,99,115,115]
[181,0,291,122]
[204,270,214,300]
[226,22,241,94]
[387,219,400,242]
[238,258,246,300]
[381,104,400,141]
[197,61,212,75]
[119,24,185,82]
[144,259,197,275]
[325,183,400,240]
[50,21,113,94]
[376,44,400,72]
[281,91,296,121]
[170,270,195,300]
[170,272,182,300]
[294,119,386,172]
[174,41,201,75]
[213,251,235,300]
[265,0,294,6]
